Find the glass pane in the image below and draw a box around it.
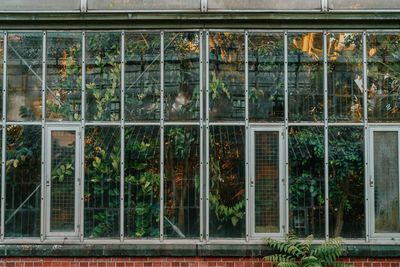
[5,125,41,237]
[209,33,245,122]
[46,32,82,121]
[208,0,321,10]
[329,127,364,238]
[164,32,200,122]
[289,127,324,238]
[209,126,245,238]
[1,0,80,11]
[328,33,363,122]
[125,33,160,121]
[85,126,120,238]
[164,126,200,238]
[373,131,400,233]
[288,33,324,122]
[124,126,160,239]
[88,0,200,10]
[86,32,121,121]
[367,34,400,122]
[330,0,400,10]
[7,32,42,122]
[248,34,284,122]
[254,131,280,233]
[0,37,3,118]
[50,131,76,232]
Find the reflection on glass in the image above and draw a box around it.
[47,32,82,121]
[254,131,280,233]
[124,126,160,238]
[288,33,324,122]
[373,131,400,233]
[125,33,160,121]
[164,126,200,238]
[5,125,41,237]
[164,32,200,121]
[85,126,120,238]
[208,0,321,10]
[328,33,363,122]
[368,34,400,122]
[88,0,199,10]
[7,33,42,121]
[209,126,245,238]
[289,127,324,238]
[248,34,284,122]
[86,32,121,121]
[50,131,76,232]
[209,33,245,121]
[2,0,80,11]
[329,127,364,238]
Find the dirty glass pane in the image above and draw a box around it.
[254,131,280,233]
[46,32,82,121]
[288,33,324,122]
[209,33,245,122]
[50,131,76,232]
[328,33,363,122]
[164,32,200,122]
[86,32,121,121]
[373,131,400,233]
[5,125,41,237]
[1,0,80,11]
[208,0,321,10]
[85,126,120,238]
[164,126,200,238]
[248,33,284,122]
[330,0,400,10]
[88,0,200,10]
[367,34,400,122]
[7,32,42,122]
[125,126,160,239]
[209,126,245,238]
[125,33,160,121]
[289,127,324,238]
[329,127,364,238]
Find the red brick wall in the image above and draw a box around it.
[0,257,399,267]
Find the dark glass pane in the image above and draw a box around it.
[124,126,160,238]
[125,33,160,121]
[5,125,41,237]
[209,126,245,238]
[248,34,284,122]
[329,127,364,238]
[288,33,324,122]
[289,127,324,238]
[328,33,363,122]
[164,32,200,121]
[85,126,120,238]
[7,32,42,122]
[209,33,245,121]
[164,126,200,238]
[86,32,121,121]
[46,32,82,121]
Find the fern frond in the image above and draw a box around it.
[264,254,295,264]
[311,237,344,265]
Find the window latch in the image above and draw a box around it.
[370,176,374,187]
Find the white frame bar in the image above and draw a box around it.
[244,30,249,242]
[160,31,165,241]
[323,30,329,241]
[284,31,289,236]
[205,31,210,242]
[199,30,204,242]
[0,31,7,241]
[120,30,125,242]
[80,31,86,242]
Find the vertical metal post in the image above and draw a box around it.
[323,31,329,241]
[40,31,47,242]
[199,31,204,242]
[120,31,125,243]
[80,31,86,242]
[160,31,165,242]
[284,31,289,235]
[205,31,210,242]
[244,31,250,242]
[0,31,7,241]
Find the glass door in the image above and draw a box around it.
[45,126,80,237]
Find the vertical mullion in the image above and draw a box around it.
[284,31,289,235]
[80,31,86,242]
[0,31,7,241]
[244,31,249,242]
[120,31,125,243]
[40,31,47,242]
[323,31,329,241]
[199,31,204,242]
[205,31,210,242]
[363,31,369,242]
[160,31,165,242]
